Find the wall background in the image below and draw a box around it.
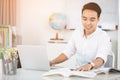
[118,0,120,69]
[16,0,71,45]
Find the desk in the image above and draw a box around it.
[0,69,120,80]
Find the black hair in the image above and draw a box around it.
[82,2,101,18]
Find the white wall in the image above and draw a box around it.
[118,1,120,69]
[16,0,68,45]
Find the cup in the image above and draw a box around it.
[0,48,18,75]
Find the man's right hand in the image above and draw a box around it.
[49,61,56,67]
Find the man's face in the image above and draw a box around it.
[82,9,99,35]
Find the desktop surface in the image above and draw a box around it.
[0,68,120,80]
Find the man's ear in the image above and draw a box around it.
[97,17,100,22]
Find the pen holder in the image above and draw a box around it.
[0,48,18,75]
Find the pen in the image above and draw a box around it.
[70,69,75,71]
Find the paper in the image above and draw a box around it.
[42,68,96,78]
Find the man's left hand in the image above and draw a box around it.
[75,64,92,71]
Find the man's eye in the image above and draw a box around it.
[90,19,95,22]
[82,18,87,21]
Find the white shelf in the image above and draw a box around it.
[48,40,67,44]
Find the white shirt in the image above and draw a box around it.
[62,27,111,66]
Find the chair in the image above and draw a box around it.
[104,51,115,68]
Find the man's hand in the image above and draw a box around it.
[75,57,104,71]
[49,53,68,67]
[49,61,56,67]
[75,64,92,71]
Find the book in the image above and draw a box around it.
[42,68,96,78]
[42,68,120,78]
[92,67,120,74]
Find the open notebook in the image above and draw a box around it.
[42,68,96,78]
[42,67,120,78]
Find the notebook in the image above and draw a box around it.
[17,45,50,71]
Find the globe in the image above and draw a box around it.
[49,13,67,40]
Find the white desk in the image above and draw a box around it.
[0,69,120,80]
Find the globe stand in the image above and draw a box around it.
[50,32,64,40]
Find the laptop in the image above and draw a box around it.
[17,45,50,71]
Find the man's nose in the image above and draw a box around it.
[86,20,91,25]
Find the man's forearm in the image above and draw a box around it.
[92,57,104,68]
[51,53,68,64]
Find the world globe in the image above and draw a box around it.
[49,13,67,40]
[49,13,67,30]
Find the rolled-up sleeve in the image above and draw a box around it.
[62,35,76,58]
[96,33,111,63]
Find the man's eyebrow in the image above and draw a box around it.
[82,16,86,18]
[91,17,96,19]
[82,16,96,19]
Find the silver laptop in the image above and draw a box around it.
[17,45,50,71]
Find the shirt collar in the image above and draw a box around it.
[83,27,99,39]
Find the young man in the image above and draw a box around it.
[50,2,111,71]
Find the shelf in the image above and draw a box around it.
[48,40,68,44]
[102,29,118,31]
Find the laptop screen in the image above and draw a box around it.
[17,45,50,71]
